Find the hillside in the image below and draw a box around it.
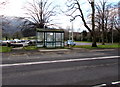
[2,16,34,34]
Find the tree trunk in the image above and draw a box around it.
[102,32,105,45]
[5,36,8,40]
[91,0,97,47]
[91,31,97,47]
[92,40,97,47]
[101,1,105,45]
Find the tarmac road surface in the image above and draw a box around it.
[1,48,120,86]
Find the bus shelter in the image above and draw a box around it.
[36,28,64,48]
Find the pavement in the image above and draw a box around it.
[3,47,90,55]
[5,47,119,55]
[2,47,119,64]
[2,47,91,64]
[2,47,119,59]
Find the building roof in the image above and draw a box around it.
[36,28,64,33]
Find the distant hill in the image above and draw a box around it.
[2,16,35,36]
[2,16,66,38]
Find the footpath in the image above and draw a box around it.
[3,47,118,55]
[2,47,118,64]
[2,47,91,64]
[9,47,89,54]
[2,47,90,59]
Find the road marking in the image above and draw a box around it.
[92,81,120,87]
[112,81,120,84]
[1,56,119,67]
[92,83,106,87]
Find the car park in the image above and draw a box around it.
[1,39,29,47]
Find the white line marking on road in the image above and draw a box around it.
[1,56,119,67]
[112,81,120,84]
[92,81,120,87]
[92,83,106,87]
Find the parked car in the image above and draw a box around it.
[29,40,36,46]
[14,39,21,43]
[1,39,29,47]
[12,43,28,47]
[66,40,76,46]
[11,41,29,47]
[1,40,10,46]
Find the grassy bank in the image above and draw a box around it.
[0,44,119,52]
[23,46,38,50]
[0,46,12,52]
[75,41,92,43]
[74,44,120,49]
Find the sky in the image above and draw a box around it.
[1,0,119,32]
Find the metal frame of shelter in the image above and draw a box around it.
[36,28,64,48]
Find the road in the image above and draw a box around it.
[1,48,120,86]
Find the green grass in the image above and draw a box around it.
[0,46,12,52]
[75,41,92,43]
[23,44,120,50]
[74,44,120,49]
[23,46,38,50]
[23,46,69,50]
[97,44,120,48]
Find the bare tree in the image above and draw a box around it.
[114,19,120,33]
[95,0,118,44]
[114,1,120,33]
[25,0,58,28]
[66,0,97,47]
[0,0,8,8]
[95,0,107,45]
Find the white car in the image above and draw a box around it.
[11,42,28,47]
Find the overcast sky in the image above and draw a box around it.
[1,0,119,32]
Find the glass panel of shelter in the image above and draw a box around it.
[46,32,55,47]
[37,32,44,47]
[56,33,63,47]
[37,31,64,48]
[62,33,64,47]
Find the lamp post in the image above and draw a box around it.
[111,27,113,44]
[69,29,71,40]
[71,21,74,41]
[77,28,80,41]
[70,19,74,41]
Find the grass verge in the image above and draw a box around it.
[23,46,38,50]
[75,41,92,43]
[0,46,12,52]
[74,44,120,49]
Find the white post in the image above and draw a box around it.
[71,21,74,41]
[69,30,70,40]
[112,28,113,44]
[77,28,80,40]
